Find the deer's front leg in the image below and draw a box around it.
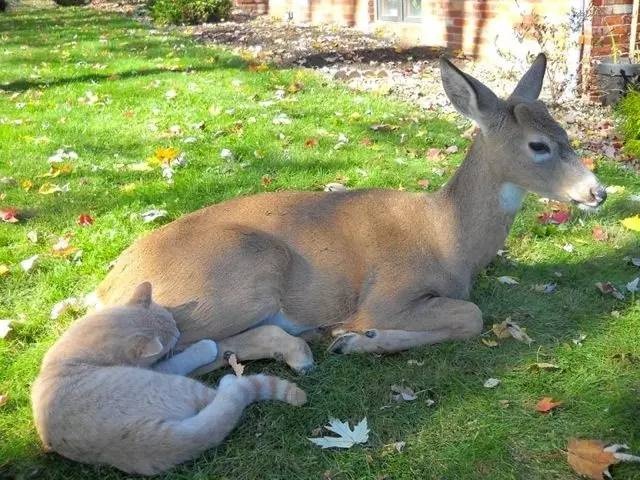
[328,296,483,355]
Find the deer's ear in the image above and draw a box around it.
[440,56,499,131]
[510,53,546,101]
[127,282,152,309]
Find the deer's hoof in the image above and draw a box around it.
[327,332,358,354]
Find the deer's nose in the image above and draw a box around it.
[591,185,607,205]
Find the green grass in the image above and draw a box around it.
[618,91,640,158]
[2,6,640,480]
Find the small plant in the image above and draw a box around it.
[149,0,231,25]
[617,91,640,157]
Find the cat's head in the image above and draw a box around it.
[66,282,179,367]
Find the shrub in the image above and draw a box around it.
[149,0,231,24]
[617,91,640,157]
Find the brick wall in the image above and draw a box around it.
[234,0,268,14]
[590,0,639,58]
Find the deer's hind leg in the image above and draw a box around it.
[328,296,483,355]
[190,324,315,376]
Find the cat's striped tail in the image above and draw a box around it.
[218,374,307,406]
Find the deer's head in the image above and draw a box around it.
[440,54,606,209]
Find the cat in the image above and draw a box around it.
[31,282,307,476]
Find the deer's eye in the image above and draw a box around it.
[528,142,551,154]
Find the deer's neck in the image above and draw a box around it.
[438,137,524,275]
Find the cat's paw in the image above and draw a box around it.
[190,339,219,362]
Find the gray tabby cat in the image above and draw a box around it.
[32,282,307,476]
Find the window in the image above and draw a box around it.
[378,0,421,22]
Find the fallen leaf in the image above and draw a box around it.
[567,439,640,480]
[304,138,318,148]
[20,255,39,272]
[481,338,498,347]
[227,353,244,376]
[26,230,38,243]
[324,183,347,192]
[630,257,640,267]
[386,441,406,453]
[445,145,459,154]
[390,384,417,402]
[595,282,625,300]
[506,322,534,345]
[538,210,571,225]
[627,277,640,293]
[573,333,587,346]
[0,207,20,223]
[621,215,640,232]
[497,276,519,285]
[426,148,442,160]
[563,243,575,253]
[50,297,80,320]
[533,283,557,294]
[499,399,510,408]
[407,359,425,366]
[492,319,533,345]
[21,179,33,191]
[140,209,167,223]
[0,264,9,276]
[38,182,69,195]
[308,418,369,449]
[0,394,7,408]
[536,396,563,413]
[592,226,609,242]
[484,378,500,388]
[261,175,273,187]
[0,320,11,339]
[417,179,430,189]
[127,162,153,172]
[272,113,292,125]
[77,214,94,226]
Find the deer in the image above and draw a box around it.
[93,54,606,375]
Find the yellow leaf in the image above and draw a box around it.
[481,338,498,348]
[39,163,73,178]
[21,179,33,191]
[120,182,137,192]
[38,182,62,194]
[0,264,9,276]
[153,147,179,163]
[621,215,640,232]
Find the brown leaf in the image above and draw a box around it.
[595,282,625,300]
[0,394,7,408]
[566,439,640,479]
[528,362,560,371]
[417,179,430,189]
[592,226,609,242]
[360,137,374,146]
[227,353,244,376]
[535,396,563,413]
[261,175,273,187]
[0,207,20,223]
[304,138,318,148]
[481,338,498,347]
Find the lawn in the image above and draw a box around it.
[1,6,640,480]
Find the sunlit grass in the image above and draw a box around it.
[1,7,640,480]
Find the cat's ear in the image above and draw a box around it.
[127,282,152,309]
[133,335,164,358]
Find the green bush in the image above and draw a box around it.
[54,0,90,5]
[149,0,231,24]
[617,91,640,157]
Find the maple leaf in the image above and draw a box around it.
[77,214,94,226]
[621,215,640,232]
[567,439,640,480]
[535,396,563,413]
[308,418,369,449]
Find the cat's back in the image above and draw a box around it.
[32,362,213,463]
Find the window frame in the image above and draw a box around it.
[377,0,422,23]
